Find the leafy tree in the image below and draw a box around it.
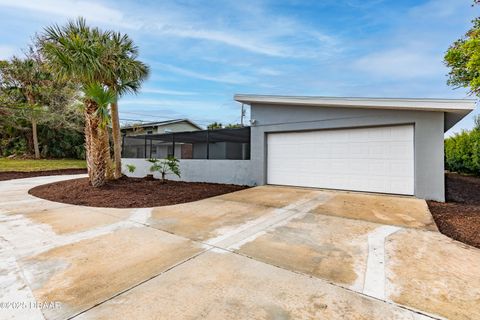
[208,122,223,129]
[0,56,50,158]
[225,123,242,128]
[207,122,242,130]
[0,49,82,159]
[148,156,180,183]
[443,2,480,176]
[0,100,31,156]
[445,17,480,95]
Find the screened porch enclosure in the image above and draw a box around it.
[122,126,251,160]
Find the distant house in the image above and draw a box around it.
[121,119,202,136]
[121,119,202,159]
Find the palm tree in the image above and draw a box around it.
[102,32,149,179]
[40,18,112,187]
[83,83,115,186]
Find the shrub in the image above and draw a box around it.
[126,164,136,173]
[445,128,480,175]
[148,156,181,183]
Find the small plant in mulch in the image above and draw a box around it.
[126,164,136,173]
[148,156,181,183]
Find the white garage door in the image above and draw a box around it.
[267,125,414,195]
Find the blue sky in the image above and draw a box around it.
[0,0,478,134]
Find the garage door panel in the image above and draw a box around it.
[389,142,414,160]
[349,143,369,158]
[367,160,388,176]
[349,160,368,174]
[267,125,414,195]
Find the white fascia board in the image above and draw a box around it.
[234,94,476,113]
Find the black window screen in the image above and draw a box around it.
[122,127,250,160]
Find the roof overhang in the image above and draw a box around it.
[234,94,476,132]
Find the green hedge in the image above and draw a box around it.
[445,129,480,175]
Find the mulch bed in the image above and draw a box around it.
[0,169,87,181]
[29,176,249,208]
[428,172,480,248]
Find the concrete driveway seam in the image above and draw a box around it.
[363,225,402,300]
[230,249,440,320]
[67,246,213,320]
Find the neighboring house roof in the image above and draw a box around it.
[121,119,203,131]
[234,94,476,131]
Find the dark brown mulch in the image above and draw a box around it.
[427,172,480,248]
[29,176,249,208]
[0,169,87,181]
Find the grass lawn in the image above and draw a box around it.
[0,158,87,172]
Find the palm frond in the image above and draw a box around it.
[83,82,114,128]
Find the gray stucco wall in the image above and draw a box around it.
[121,158,255,186]
[250,104,445,201]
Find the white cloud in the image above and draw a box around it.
[119,98,219,110]
[143,1,341,58]
[348,0,475,97]
[154,63,255,85]
[0,0,340,58]
[141,88,197,96]
[344,0,385,9]
[155,26,291,58]
[0,0,135,28]
[0,45,16,59]
[353,48,444,79]
[409,0,471,19]
[153,24,339,58]
[256,67,283,76]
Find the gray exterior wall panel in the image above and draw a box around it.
[121,158,255,186]
[250,104,445,201]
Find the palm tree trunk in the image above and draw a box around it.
[26,94,40,159]
[104,128,114,180]
[84,106,93,181]
[110,100,122,179]
[31,119,40,159]
[84,99,106,187]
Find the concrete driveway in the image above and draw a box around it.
[1,176,479,320]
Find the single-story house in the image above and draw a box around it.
[122,95,476,202]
